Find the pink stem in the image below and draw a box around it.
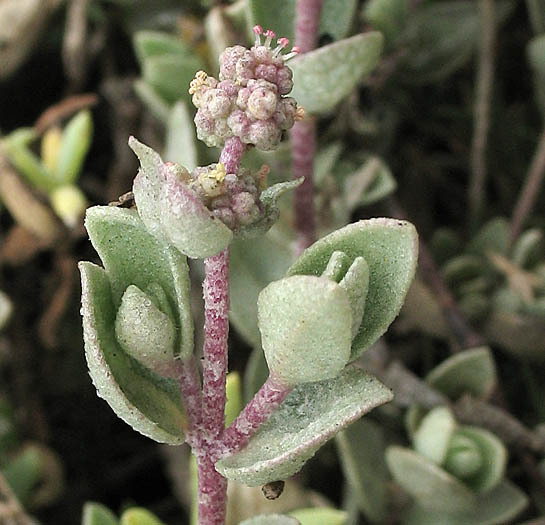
[291,0,323,254]
[219,136,246,174]
[295,0,324,54]
[177,357,202,448]
[292,117,318,255]
[201,248,230,440]
[219,375,292,457]
[195,138,246,525]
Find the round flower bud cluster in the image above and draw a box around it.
[186,161,270,232]
[189,27,304,151]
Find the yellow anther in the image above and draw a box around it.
[209,162,226,182]
[189,70,208,95]
[197,163,227,197]
[295,106,306,121]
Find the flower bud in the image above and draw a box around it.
[258,275,352,386]
[115,285,176,376]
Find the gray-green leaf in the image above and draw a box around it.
[288,218,418,360]
[82,502,119,525]
[290,32,384,114]
[239,515,300,525]
[216,366,392,485]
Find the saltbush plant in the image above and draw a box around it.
[80,18,417,525]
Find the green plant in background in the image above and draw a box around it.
[0,109,92,228]
[385,348,528,524]
[79,7,418,521]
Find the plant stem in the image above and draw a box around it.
[219,375,292,457]
[177,357,203,447]
[195,138,245,525]
[468,0,496,232]
[219,136,245,174]
[510,127,545,244]
[291,0,323,255]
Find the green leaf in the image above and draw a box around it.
[55,109,93,185]
[240,515,300,525]
[527,34,545,118]
[426,347,497,400]
[82,502,119,525]
[243,345,270,402]
[289,508,347,525]
[120,508,165,525]
[338,256,369,338]
[115,285,176,375]
[216,366,392,485]
[512,228,544,268]
[134,31,191,64]
[413,407,456,466]
[134,80,171,123]
[130,137,233,258]
[84,205,193,359]
[143,53,205,105]
[230,233,292,347]
[386,446,477,513]
[467,217,510,257]
[363,0,409,46]
[454,427,506,494]
[335,419,388,522]
[343,156,397,210]
[225,372,243,427]
[319,0,359,41]
[405,480,528,525]
[165,101,198,171]
[2,447,42,505]
[288,218,418,360]
[290,32,384,114]
[80,262,186,444]
[258,275,352,386]
[247,0,296,43]
[1,132,55,192]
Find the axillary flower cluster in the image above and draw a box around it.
[190,26,304,150]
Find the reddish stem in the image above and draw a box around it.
[219,375,292,457]
[292,117,318,255]
[177,357,202,447]
[196,452,228,525]
[219,136,246,174]
[291,0,323,254]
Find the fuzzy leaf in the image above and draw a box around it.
[238,178,303,239]
[80,262,185,444]
[82,503,119,525]
[230,234,292,347]
[386,446,477,513]
[239,516,300,525]
[247,0,296,43]
[84,206,193,359]
[455,427,506,494]
[289,508,347,525]
[165,101,198,171]
[426,347,497,400]
[319,0,359,40]
[290,32,384,114]
[343,157,397,210]
[258,275,352,385]
[134,31,191,64]
[405,480,528,525]
[413,407,456,466]
[142,53,205,105]
[288,218,418,360]
[216,366,392,485]
[335,419,388,522]
[129,137,233,258]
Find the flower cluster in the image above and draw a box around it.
[190,27,304,150]
[183,161,270,232]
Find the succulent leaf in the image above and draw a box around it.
[288,218,418,360]
[216,366,392,485]
[413,406,457,465]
